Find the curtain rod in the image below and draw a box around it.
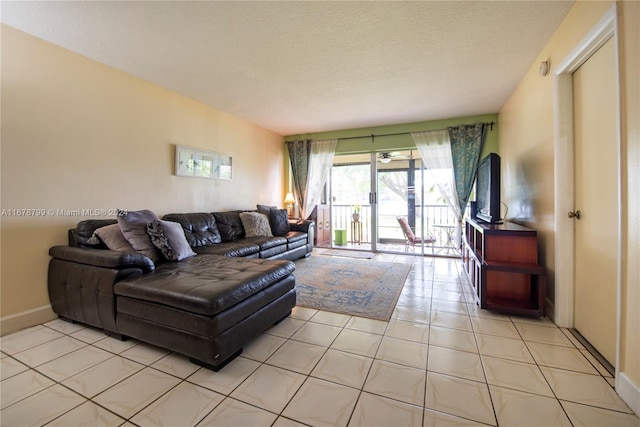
[335,121,495,142]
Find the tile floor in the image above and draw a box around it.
[1,254,639,426]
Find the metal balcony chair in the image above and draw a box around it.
[396,216,436,254]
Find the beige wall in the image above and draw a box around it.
[499,0,639,396]
[0,25,285,332]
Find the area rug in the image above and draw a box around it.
[320,249,375,259]
[293,256,411,321]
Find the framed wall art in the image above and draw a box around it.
[175,145,232,180]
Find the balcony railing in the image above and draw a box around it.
[330,203,458,253]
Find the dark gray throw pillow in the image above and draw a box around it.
[147,220,196,261]
[269,208,291,236]
[117,209,161,262]
[257,204,277,217]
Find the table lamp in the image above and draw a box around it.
[284,192,296,218]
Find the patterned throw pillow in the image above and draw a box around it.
[269,208,291,236]
[147,220,196,261]
[117,209,161,262]
[239,212,273,237]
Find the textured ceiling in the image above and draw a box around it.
[2,1,574,135]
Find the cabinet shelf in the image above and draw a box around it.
[462,217,546,317]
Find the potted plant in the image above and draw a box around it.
[352,204,361,222]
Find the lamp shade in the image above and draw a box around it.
[283,192,295,205]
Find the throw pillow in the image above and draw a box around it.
[147,220,196,261]
[256,204,277,217]
[117,209,161,262]
[239,212,273,237]
[90,223,136,252]
[269,208,291,236]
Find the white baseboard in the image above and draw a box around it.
[546,297,556,323]
[0,305,57,336]
[617,372,640,416]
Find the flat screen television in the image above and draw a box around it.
[475,153,501,224]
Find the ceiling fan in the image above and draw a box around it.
[377,151,412,164]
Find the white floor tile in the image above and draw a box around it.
[310,310,351,327]
[490,385,572,426]
[282,377,360,426]
[291,321,342,347]
[429,325,478,353]
[188,356,260,395]
[151,352,201,378]
[349,392,423,427]
[0,384,85,426]
[344,316,388,335]
[363,359,426,406]
[425,372,496,426]
[526,341,600,374]
[93,367,181,419]
[46,400,126,427]
[198,397,278,426]
[36,345,113,382]
[1,370,55,409]
[311,349,373,389]
[482,355,554,397]
[541,366,634,413]
[427,345,485,383]
[131,381,224,427]
[0,356,29,380]
[242,333,287,362]
[331,328,383,358]
[376,336,428,369]
[230,364,306,413]
[561,400,640,427]
[385,319,430,343]
[62,356,144,398]
[266,339,326,374]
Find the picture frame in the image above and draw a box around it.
[175,145,232,180]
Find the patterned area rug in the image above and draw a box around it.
[319,249,375,259]
[293,256,411,321]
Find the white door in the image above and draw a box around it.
[572,37,618,366]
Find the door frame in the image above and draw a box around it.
[553,4,621,373]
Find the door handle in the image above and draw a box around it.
[568,210,582,220]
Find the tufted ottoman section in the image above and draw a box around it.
[114,255,296,370]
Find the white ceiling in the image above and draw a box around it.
[2,1,574,136]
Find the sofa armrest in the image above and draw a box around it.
[289,219,313,233]
[49,246,155,273]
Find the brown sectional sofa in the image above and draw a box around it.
[47,210,314,370]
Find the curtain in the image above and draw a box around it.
[449,123,487,213]
[411,130,463,241]
[303,139,337,218]
[286,139,337,219]
[286,139,312,216]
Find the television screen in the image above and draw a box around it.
[475,153,501,223]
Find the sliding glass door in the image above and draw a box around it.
[329,150,455,255]
[331,153,373,250]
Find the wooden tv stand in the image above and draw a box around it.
[462,218,546,317]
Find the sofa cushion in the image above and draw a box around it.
[91,223,136,253]
[195,241,260,258]
[147,220,197,261]
[212,211,245,241]
[162,213,222,247]
[117,209,161,262]
[269,208,291,236]
[256,204,276,217]
[114,255,295,316]
[239,212,273,237]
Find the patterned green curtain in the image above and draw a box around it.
[448,123,487,212]
[286,139,312,213]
